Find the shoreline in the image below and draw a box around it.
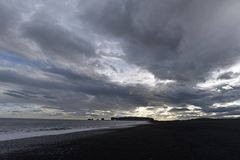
[0,125,135,142]
[0,119,149,142]
[0,123,148,155]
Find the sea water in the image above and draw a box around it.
[0,118,148,141]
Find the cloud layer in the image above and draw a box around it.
[0,0,240,120]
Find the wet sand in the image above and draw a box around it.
[1,119,240,160]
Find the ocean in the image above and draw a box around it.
[0,118,148,142]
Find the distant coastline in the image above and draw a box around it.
[111,116,155,121]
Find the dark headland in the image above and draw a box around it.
[2,118,240,160]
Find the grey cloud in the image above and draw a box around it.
[204,105,240,113]
[153,84,212,107]
[3,92,27,99]
[2,90,38,99]
[169,107,190,112]
[21,15,95,58]
[43,67,105,83]
[81,0,240,82]
[0,3,16,34]
[43,95,57,100]
[45,67,149,108]
[0,0,96,63]
[0,67,148,111]
[218,72,239,80]
[0,70,75,91]
[0,0,240,119]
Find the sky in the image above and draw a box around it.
[0,0,240,120]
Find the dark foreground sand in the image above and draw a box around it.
[1,119,240,160]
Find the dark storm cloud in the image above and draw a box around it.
[0,3,16,34]
[81,0,185,79]
[204,105,240,113]
[42,67,149,107]
[82,0,240,82]
[78,0,240,118]
[169,107,190,112]
[21,17,95,58]
[161,89,207,105]
[218,72,239,80]
[0,67,148,110]
[0,70,75,90]
[2,90,38,99]
[0,0,240,119]
[43,67,104,83]
[3,92,27,99]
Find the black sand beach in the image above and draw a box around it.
[1,119,240,160]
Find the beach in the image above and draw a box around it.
[1,119,240,160]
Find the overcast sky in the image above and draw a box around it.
[0,0,240,120]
